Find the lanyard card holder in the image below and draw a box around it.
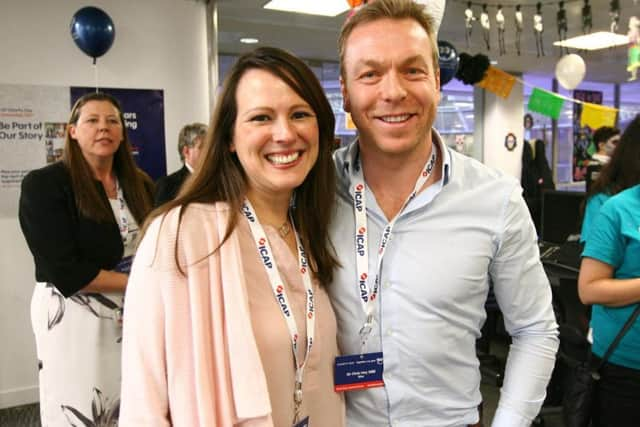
[334,352,384,392]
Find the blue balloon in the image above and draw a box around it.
[70,7,115,60]
[437,40,459,87]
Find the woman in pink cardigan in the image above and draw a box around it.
[120,47,345,427]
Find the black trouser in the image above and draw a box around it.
[592,354,640,427]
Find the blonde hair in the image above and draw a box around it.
[339,0,439,80]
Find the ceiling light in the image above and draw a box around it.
[240,37,259,44]
[553,31,629,51]
[263,0,350,17]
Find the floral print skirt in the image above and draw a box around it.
[31,282,123,427]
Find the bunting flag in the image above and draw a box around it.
[580,102,618,128]
[345,112,356,130]
[527,88,565,120]
[477,66,516,98]
[471,66,635,123]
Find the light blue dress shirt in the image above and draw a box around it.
[329,132,559,427]
[582,184,640,369]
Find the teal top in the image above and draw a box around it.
[580,192,610,244]
[582,185,640,369]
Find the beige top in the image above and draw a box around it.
[238,218,345,427]
[121,203,273,427]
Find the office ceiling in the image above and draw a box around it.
[216,0,640,84]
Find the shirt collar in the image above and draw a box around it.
[338,128,452,187]
[185,162,194,173]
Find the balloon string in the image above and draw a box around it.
[93,60,99,93]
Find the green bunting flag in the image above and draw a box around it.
[527,88,564,120]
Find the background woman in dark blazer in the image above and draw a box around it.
[19,92,153,426]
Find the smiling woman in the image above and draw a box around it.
[231,68,320,214]
[119,47,345,427]
[69,100,123,169]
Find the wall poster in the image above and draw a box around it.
[0,84,166,216]
[572,90,602,182]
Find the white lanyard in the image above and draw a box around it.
[242,199,315,424]
[113,178,130,244]
[352,147,437,342]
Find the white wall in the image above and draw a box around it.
[0,0,210,408]
[480,85,525,179]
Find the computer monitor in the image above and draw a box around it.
[540,190,586,244]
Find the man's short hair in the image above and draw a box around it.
[592,126,620,147]
[178,123,207,162]
[338,0,439,80]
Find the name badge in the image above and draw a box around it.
[293,416,309,427]
[334,352,384,392]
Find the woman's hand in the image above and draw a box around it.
[82,269,128,293]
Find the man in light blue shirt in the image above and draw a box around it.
[329,1,559,425]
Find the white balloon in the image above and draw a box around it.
[555,54,586,90]
[414,0,446,36]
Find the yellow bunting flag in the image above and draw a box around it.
[477,66,516,99]
[580,103,617,129]
[345,112,356,130]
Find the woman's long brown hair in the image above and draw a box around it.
[144,47,339,286]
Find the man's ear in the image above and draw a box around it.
[340,76,351,113]
[434,68,441,104]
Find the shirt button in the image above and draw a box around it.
[386,329,394,337]
[383,281,391,289]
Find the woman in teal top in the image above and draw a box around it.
[579,115,640,427]
[580,121,638,244]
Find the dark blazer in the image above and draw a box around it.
[154,165,190,206]
[18,162,150,298]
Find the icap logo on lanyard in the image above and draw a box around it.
[257,237,274,269]
[351,146,437,341]
[333,146,437,394]
[241,199,316,425]
[356,227,366,256]
[354,183,365,212]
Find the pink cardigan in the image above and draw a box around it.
[120,203,273,426]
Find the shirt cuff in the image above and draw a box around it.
[491,406,531,427]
